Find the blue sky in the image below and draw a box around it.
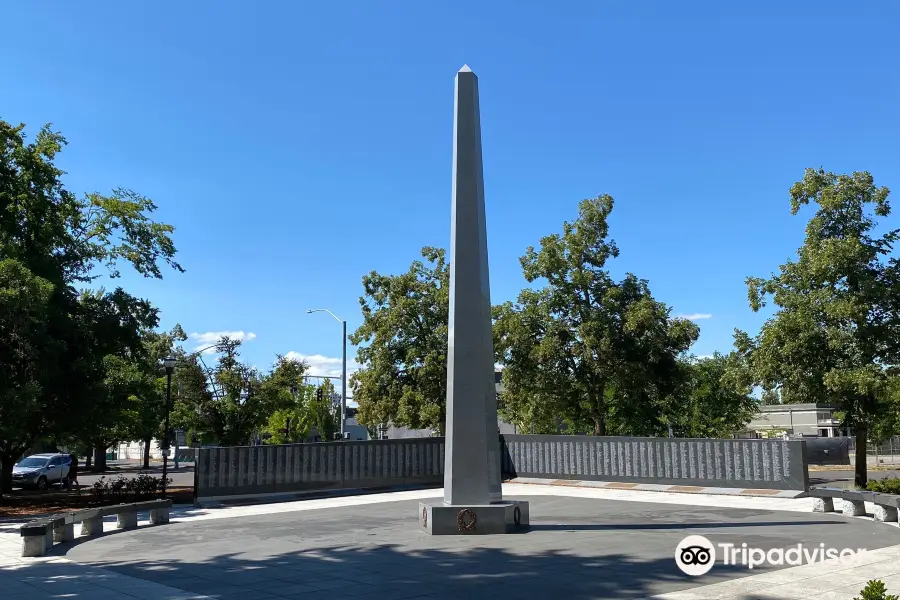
[4,2,899,395]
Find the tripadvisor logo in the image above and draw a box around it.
[675,535,716,576]
[675,535,866,575]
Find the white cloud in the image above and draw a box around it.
[678,313,713,321]
[283,352,362,379]
[189,330,257,354]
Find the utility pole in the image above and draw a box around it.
[161,356,176,500]
[306,309,348,439]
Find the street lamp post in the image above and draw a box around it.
[174,381,183,470]
[307,309,347,439]
[161,356,177,500]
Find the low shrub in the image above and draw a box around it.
[865,478,900,495]
[90,474,172,504]
[856,579,899,600]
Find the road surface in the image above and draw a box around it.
[14,461,899,492]
[76,464,195,489]
[809,467,900,487]
[12,463,195,492]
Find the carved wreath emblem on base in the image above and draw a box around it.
[422,506,428,527]
[513,506,521,526]
[457,509,477,532]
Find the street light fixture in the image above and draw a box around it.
[161,356,177,500]
[306,309,347,439]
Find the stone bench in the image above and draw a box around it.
[809,487,899,522]
[809,487,870,516]
[871,492,900,523]
[809,487,844,513]
[20,499,172,557]
[839,489,872,517]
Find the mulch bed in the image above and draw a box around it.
[0,487,194,519]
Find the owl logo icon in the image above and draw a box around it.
[675,535,715,576]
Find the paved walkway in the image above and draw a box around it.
[509,477,806,497]
[0,484,898,599]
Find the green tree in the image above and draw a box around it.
[311,378,339,441]
[669,353,758,438]
[0,259,58,494]
[68,288,160,472]
[495,196,699,436]
[0,121,183,490]
[871,378,900,444]
[736,169,900,486]
[264,396,308,445]
[760,388,782,405]
[127,325,189,469]
[171,338,293,446]
[350,247,450,433]
[259,356,310,444]
[169,353,217,444]
[493,293,567,434]
[0,122,182,284]
[264,380,340,443]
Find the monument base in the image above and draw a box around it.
[418,500,530,535]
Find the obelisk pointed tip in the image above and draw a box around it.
[458,64,473,73]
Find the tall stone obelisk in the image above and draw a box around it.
[419,65,528,535]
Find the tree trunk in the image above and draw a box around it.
[0,456,14,496]
[0,446,27,498]
[855,425,868,488]
[593,416,606,436]
[84,446,93,470]
[92,444,107,473]
[142,436,152,470]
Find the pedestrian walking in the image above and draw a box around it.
[68,453,79,490]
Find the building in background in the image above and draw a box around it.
[741,403,846,438]
[344,407,369,441]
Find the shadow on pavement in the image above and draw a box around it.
[9,542,754,600]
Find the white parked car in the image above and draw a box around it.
[12,453,72,490]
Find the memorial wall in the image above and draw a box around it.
[194,434,808,500]
[501,435,809,491]
[194,438,445,501]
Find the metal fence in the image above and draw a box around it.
[847,436,900,466]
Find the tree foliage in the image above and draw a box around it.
[81,324,190,470]
[350,247,449,433]
[495,196,700,436]
[11,116,899,503]
[0,259,58,486]
[171,339,309,446]
[262,378,339,444]
[670,353,757,438]
[69,288,160,470]
[736,169,900,486]
[0,122,182,284]
[134,326,190,455]
[350,197,715,439]
[0,120,183,492]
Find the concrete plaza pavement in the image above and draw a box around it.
[2,484,900,599]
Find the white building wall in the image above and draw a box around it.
[115,440,167,460]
